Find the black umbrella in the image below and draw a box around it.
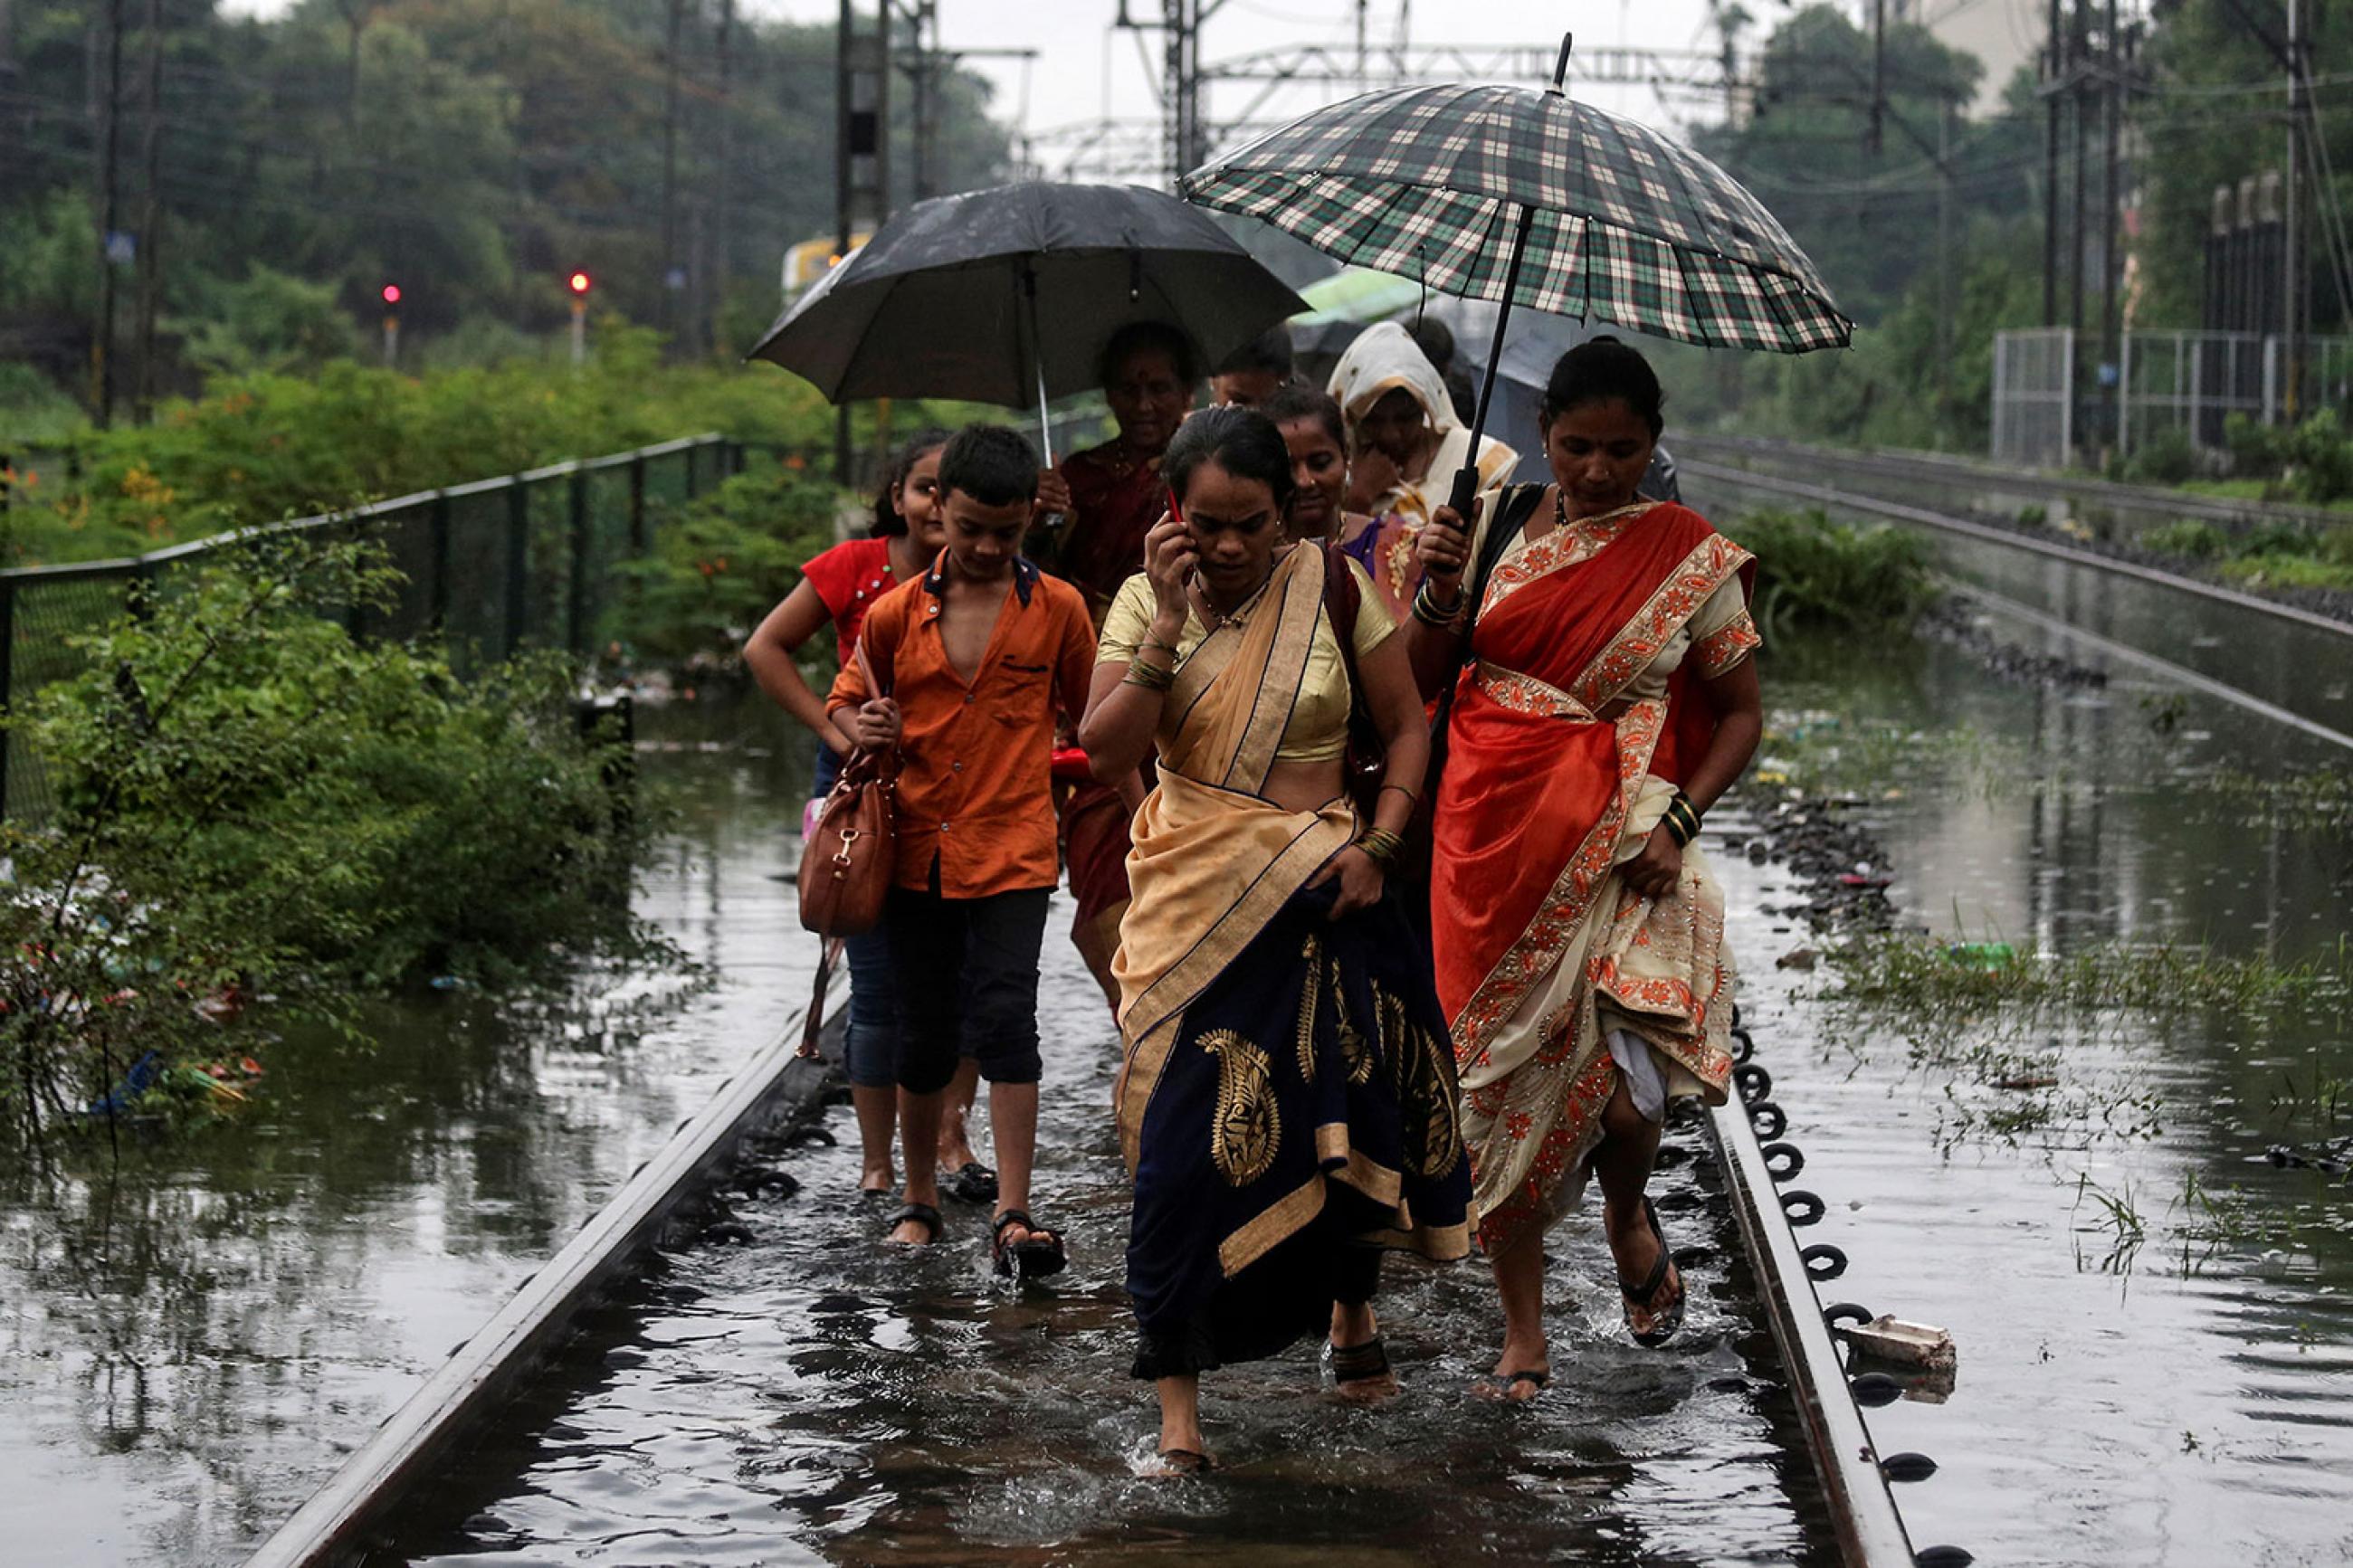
[748,181,1309,466]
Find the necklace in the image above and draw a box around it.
[1189,559,1278,630]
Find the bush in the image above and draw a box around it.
[2224,412,2287,480]
[0,537,664,1136]
[2121,426,2198,485]
[2283,407,2353,503]
[2144,518,2231,561]
[1720,507,1938,636]
[613,460,847,662]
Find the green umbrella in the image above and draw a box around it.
[1291,267,1424,327]
[1182,33,1851,514]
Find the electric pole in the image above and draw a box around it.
[660,0,684,355]
[134,0,162,422]
[712,0,735,356]
[2285,0,2306,421]
[835,0,889,480]
[2100,0,2123,449]
[93,0,125,427]
[2043,0,2061,328]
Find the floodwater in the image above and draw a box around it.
[7,565,2353,1565]
[1691,447,2353,744]
[0,699,822,1568]
[376,913,1833,1567]
[1726,613,2353,1566]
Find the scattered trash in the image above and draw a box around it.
[1944,941,2016,971]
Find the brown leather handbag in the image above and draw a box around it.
[797,641,898,938]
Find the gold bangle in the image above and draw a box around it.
[1379,783,1418,805]
[1356,828,1403,869]
[1123,661,1174,693]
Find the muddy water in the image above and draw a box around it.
[381,898,1834,1567]
[1719,615,2353,1566]
[0,698,821,1568]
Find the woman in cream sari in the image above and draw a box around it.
[1408,340,1762,1397]
[1081,407,1472,1471]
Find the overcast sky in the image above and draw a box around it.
[214,0,1824,164]
[767,0,1739,166]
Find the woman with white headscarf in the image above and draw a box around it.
[1327,321,1519,615]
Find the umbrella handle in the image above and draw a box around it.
[1023,265,1065,529]
[1453,203,1541,523]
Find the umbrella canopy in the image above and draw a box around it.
[1181,78,1851,356]
[747,182,1310,413]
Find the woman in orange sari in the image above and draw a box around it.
[1407,340,1763,1397]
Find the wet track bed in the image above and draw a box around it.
[379,911,1840,1566]
[0,700,822,1568]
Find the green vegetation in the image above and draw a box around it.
[1,0,1011,423]
[1720,506,1938,637]
[1824,929,2353,1016]
[3,331,833,567]
[2138,499,2353,592]
[616,461,845,662]
[1,537,666,1138]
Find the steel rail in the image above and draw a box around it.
[1682,430,2353,535]
[1681,453,2353,643]
[1704,1082,1921,1567]
[248,993,846,1568]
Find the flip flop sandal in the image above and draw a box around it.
[1617,1195,1686,1348]
[944,1162,999,1203]
[992,1208,1067,1279]
[1490,1369,1549,1401]
[885,1202,942,1245]
[1154,1447,1217,1477]
[1330,1336,1392,1387]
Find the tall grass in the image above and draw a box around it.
[1720,506,1938,639]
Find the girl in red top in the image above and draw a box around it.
[744,430,989,1203]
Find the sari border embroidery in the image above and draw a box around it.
[1695,611,1761,679]
[1570,533,1754,715]
[1222,547,1322,796]
[1472,660,1594,720]
[1216,1170,1326,1277]
[1479,499,1657,619]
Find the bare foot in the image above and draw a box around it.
[860,1165,896,1196]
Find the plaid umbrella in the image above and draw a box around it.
[1181,34,1849,509]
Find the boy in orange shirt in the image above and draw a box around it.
[828,424,1099,1276]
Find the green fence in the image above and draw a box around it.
[0,432,745,822]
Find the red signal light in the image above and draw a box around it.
[381,283,402,306]
[567,271,592,295]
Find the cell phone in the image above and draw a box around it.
[1167,486,1184,526]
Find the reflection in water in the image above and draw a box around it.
[386,909,1834,1567]
[1737,622,2353,1566]
[0,697,820,1568]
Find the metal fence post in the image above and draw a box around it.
[0,579,14,820]
[567,463,589,656]
[428,491,452,640]
[628,454,648,555]
[505,477,529,657]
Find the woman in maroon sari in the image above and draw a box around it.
[1037,322,1200,1004]
[1408,340,1763,1398]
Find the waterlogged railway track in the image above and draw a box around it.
[243,938,1962,1566]
[1682,442,2353,754]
